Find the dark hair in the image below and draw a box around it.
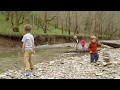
[24,24,32,32]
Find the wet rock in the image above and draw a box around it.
[95,72,103,76]
[102,51,111,63]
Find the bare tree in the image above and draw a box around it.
[68,11,71,35]
[6,11,10,21]
[74,11,79,35]
[9,11,24,32]
[55,11,59,29]
[3,11,120,39]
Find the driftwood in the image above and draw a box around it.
[100,40,120,48]
[67,50,89,53]
[64,47,104,54]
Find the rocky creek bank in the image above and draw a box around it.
[0,45,120,79]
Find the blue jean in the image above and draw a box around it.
[90,53,99,63]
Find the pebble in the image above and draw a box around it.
[0,45,120,79]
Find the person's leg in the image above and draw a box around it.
[95,53,99,62]
[24,50,31,70]
[29,50,33,70]
[76,43,79,50]
[90,54,95,63]
[82,45,85,51]
[75,43,77,50]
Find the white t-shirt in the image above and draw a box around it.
[22,33,34,50]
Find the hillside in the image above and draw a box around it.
[0,12,75,36]
[0,12,117,40]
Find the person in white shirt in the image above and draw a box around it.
[74,36,79,50]
[22,24,35,71]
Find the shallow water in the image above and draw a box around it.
[0,43,88,73]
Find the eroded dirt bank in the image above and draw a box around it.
[0,34,110,48]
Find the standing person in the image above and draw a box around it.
[74,36,79,50]
[22,24,35,71]
[88,36,102,63]
[80,38,85,51]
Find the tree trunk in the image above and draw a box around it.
[74,12,78,35]
[55,12,59,29]
[65,16,68,33]
[94,12,100,39]
[27,11,31,24]
[6,12,10,21]
[68,11,71,35]
[61,21,64,34]
[13,11,19,32]
[43,11,47,33]
[44,23,47,33]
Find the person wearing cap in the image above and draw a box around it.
[88,36,102,63]
[22,24,35,71]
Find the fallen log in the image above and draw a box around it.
[64,50,88,53]
[100,40,120,48]
[64,49,103,53]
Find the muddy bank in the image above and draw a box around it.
[0,33,110,48]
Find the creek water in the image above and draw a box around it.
[0,43,88,73]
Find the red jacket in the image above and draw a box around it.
[80,40,85,46]
[88,42,101,54]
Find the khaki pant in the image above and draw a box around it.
[24,50,33,70]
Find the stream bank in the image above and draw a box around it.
[0,33,110,48]
[0,43,88,74]
[0,45,120,79]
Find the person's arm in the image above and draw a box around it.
[76,39,79,44]
[96,39,102,47]
[21,35,26,52]
[97,42,102,47]
[88,43,92,52]
[32,42,35,53]
[32,37,35,53]
[22,42,25,52]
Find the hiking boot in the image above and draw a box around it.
[24,68,31,71]
[94,61,100,66]
[94,60,98,63]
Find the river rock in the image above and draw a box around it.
[102,50,111,63]
[114,75,120,79]
[0,46,120,79]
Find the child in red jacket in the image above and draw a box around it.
[88,36,102,63]
[80,38,85,48]
[80,38,85,51]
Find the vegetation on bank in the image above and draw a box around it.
[0,12,74,36]
[0,11,119,39]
